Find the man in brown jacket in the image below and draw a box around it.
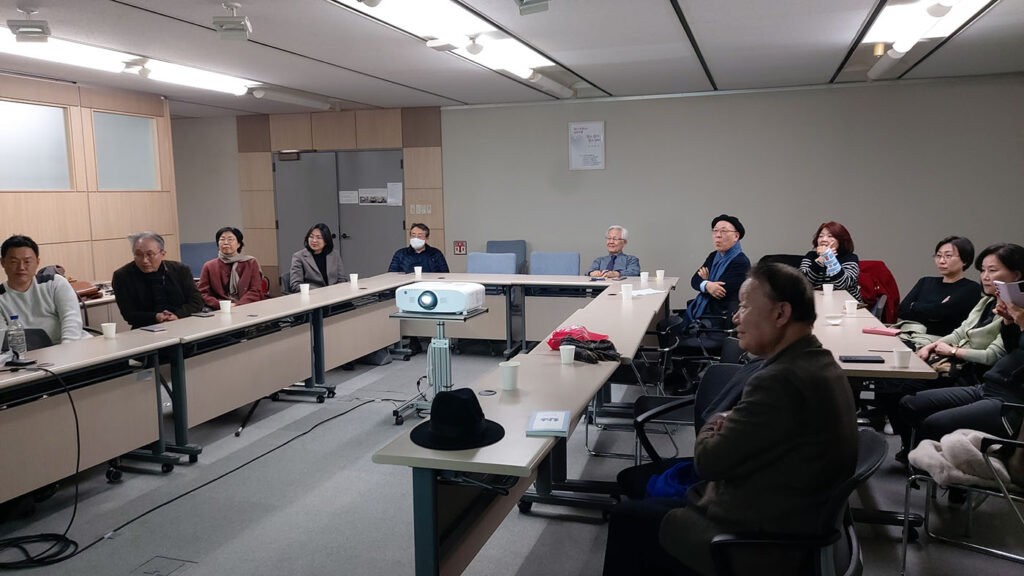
[604,262,857,576]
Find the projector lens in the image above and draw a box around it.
[417,291,437,310]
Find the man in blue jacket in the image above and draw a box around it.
[388,223,449,273]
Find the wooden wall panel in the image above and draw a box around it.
[156,112,174,193]
[401,108,441,148]
[237,115,271,153]
[0,193,91,243]
[237,152,273,190]
[0,74,79,106]
[241,189,276,229]
[66,107,89,192]
[269,113,312,151]
[242,228,278,267]
[312,111,357,150]
[405,188,444,230]
[430,229,445,255]
[78,109,99,192]
[404,147,442,188]
[263,265,281,297]
[88,192,175,240]
[79,85,164,116]
[355,109,402,149]
[0,241,94,284]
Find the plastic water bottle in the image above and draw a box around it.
[821,249,841,277]
[7,315,27,357]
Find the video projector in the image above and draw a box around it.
[397,282,486,314]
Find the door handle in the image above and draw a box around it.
[340,233,350,239]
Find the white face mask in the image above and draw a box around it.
[410,237,426,250]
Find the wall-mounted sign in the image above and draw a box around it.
[569,121,605,171]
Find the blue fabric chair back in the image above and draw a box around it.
[529,251,580,276]
[486,240,527,273]
[467,252,516,274]
[180,242,218,278]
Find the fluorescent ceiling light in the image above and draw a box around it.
[127,59,253,95]
[862,0,988,44]
[251,87,332,110]
[527,71,574,99]
[454,37,552,78]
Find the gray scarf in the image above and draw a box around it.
[218,251,256,299]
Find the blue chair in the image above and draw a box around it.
[467,252,516,274]
[529,251,580,276]
[486,240,527,274]
[180,242,218,278]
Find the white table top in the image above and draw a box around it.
[389,272,679,289]
[813,291,936,379]
[373,278,676,476]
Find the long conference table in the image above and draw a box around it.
[0,272,645,505]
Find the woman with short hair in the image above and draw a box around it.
[798,221,863,302]
[289,223,345,293]
[197,227,265,309]
[897,235,980,341]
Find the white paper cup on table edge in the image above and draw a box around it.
[559,345,576,365]
[639,271,649,287]
[824,314,843,326]
[893,348,911,368]
[499,360,520,390]
[349,273,359,284]
[844,300,858,316]
[822,284,834,297]
[101,322,117,338]
[622,284,633,300]
[414,266,423,279]
[656,269,665,282]
[299,283,310,295]
[219,300,232,314]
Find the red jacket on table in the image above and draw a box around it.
[197,258,264,309]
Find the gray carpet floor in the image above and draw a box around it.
[1,349,1022,575]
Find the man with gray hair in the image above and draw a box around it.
[112,232,203,329]
[587,225,640,278]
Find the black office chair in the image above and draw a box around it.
[279,272,292,295]
[710,430,885,576]
[667,301,739,392]
[2,328,54,352]
[758,254,806,269]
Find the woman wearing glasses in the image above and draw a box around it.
[897,236,981,343]
[289,223,346,293]
[798,221,863,302]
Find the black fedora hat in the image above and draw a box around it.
[410,388,505,450]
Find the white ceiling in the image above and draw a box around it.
[0,0,1020,118]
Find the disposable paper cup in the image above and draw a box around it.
[622,284,633,300]
[219,300,232,314]
[639,271,649,287]
[893,348,911,368]
[101,322,117,339]
[824,314,843,326]
[822,284,834,297]
[349,273,359,284]
[299,283,310,295]
[414,266,423,279]
[656,269,665,282]
[844,300,858,316]
[559,345,575,365]
[499,360,520,390]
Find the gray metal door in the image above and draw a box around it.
[273,152,340,289]
[336,150,406,277]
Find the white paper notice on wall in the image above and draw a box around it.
[569,121,605,171]
[358,188,388,205]
[339,190,358,204]
[387,182,403,206]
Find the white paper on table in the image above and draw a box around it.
[386,182,403,206]
[339,190,358,204]
[631,288,665,296]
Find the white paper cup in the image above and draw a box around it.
[349,273,359,284]
[559,345,575,365]
[822,283,834,297]
[893,348,911,368]
[622,284,633,300]
[844,300,858,316]
[101,322,117,339]
[824,314,843,326]
[639,271,649,287]
[656,269,665,282]
[499,360,520,390]
[299,283,310,295]
[219,300,232,314]
[413,266,423,279]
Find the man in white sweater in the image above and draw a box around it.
[0,235,87,347]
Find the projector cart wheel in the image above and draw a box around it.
[270,392,280,401]
[105,467,122,483]
[316,395,325,404]
[517,501,532,514]
[327,390,336,399]
[161,463,174,474]
[395,414,405,425]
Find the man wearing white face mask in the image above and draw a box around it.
[388,223,449,273]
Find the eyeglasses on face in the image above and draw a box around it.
[711,228,737,236]
[605,236,624,242]
[134,250,162,260]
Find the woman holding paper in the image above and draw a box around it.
[798,221,863,303]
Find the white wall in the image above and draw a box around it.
[172,116,241,244]
[442,74,1024,304]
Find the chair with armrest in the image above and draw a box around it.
[279,272,291,295]
[900,402,1024,574]
[711,429,885,576]
[668,301,740,392]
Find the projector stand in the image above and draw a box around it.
[389,308,488,425]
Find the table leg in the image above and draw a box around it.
[413,467,440,576]
[165,344,202,462]
[502,287,521,359]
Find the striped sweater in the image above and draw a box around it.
[799,250,863,303]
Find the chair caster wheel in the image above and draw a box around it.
[395,415,405,425]
[327,390,336,399]
[234,430,242,437]
[517,501,533,514]
[316,395,326,404]
[270,392,280,401]
[161,463,174,474]
[189,454,199,464]
[106,468,123,483]
[906,528,919,542]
